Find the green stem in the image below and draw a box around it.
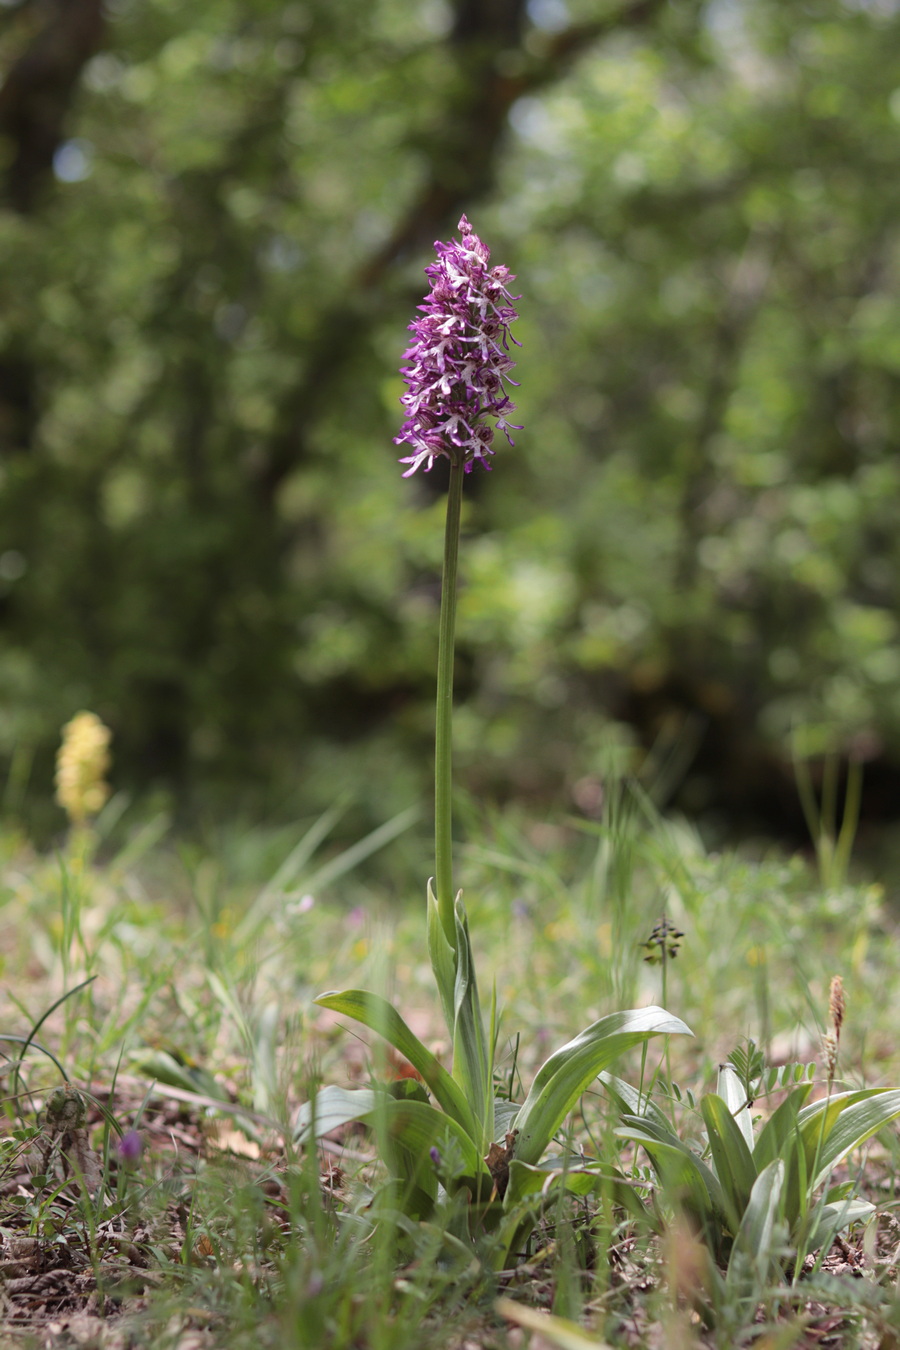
[435,457,464,943]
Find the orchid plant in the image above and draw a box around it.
[608,986,900,1331]
[296,216,690,1264]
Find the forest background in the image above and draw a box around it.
[2,0,900,855]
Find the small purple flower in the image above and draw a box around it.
[395,215,521,477]
[117,1129,143,1162]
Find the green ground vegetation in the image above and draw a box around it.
[2,786,900,1347]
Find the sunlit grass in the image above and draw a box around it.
[1,792,899,1346]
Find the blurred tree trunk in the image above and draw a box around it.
[0,0,105,456]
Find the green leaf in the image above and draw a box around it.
[129,1048,228,1102]
[504,1158,597,1207]
[377,1098,486,1182]
[512,1007,692,1166]
[598,1071,671,1130]
[752,1083,814,1172]
[427,879,457,1036]
[738,1159,784,1255]
[616,1117,726,1230]
[701,1093,758,1234]
[293,1084,379,1143]
[494,1098,520,1136]
[806,1197,874,1253]
[294,1084,486,1180]
[508,1156,652,1227]
[716,1063,754,1153]
[798,1088,900,1191]
[313,988,479,1140]
[451,897,492,1142]
[725,1159,785,1301]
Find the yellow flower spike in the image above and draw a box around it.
[55,711,112,826]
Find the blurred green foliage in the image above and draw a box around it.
[2,0,900,834]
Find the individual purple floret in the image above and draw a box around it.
[395,215,521,476]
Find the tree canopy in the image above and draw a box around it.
[2,0,900,836]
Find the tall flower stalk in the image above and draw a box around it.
[433,460,463,941]
[395,213,522,943]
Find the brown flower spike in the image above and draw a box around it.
[824,975,845,1085]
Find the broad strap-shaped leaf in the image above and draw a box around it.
[797,1088,900,1191]
[716,1063,754,1152]
[451,896,493,1142]
[505,1157,653,1230]
[504,1158,598,1207]
[427,879,457,1036]
[294,1083,379,1143]
[805,1196,874,1253]
[701,1093,758,1235]
[725,1159,785,1301]
[494,1097,520,1136]
[494,1159,656,1272]
[493,1161,611,1272]
[598,1071,671,1130]
[314,988,479,1140]
[512,1007,692,1166]
[616,1115,726,1227]
[752,1082,814,1172]
[294,1083,486,1179]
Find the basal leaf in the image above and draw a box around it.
[427,879,457,1035]
[725,1159,786,1303]
[506,1157,652,1230]
[494,1097,520,1136]
[735,1158,785,1259]
[512,1007,692,1166]
[504,1158,597,1207]
[701,1093,758,1234]
[314,988,478,1140]
[451,897,492,1141]
[798,1088,900,1191]
[294,1084,379,1143]
[616,1117,725,1227]
[598,1071,670,1130]
[806,1197,874,1252]
[716,1063,754,1152]
[752,1083,814,1172]
[294,1084,486,1181]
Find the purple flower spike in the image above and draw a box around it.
[395,215,521,476]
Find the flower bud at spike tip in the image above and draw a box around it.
[829,975,845,1038]
[395,215,521,476]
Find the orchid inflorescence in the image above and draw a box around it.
[395,215,521,477]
